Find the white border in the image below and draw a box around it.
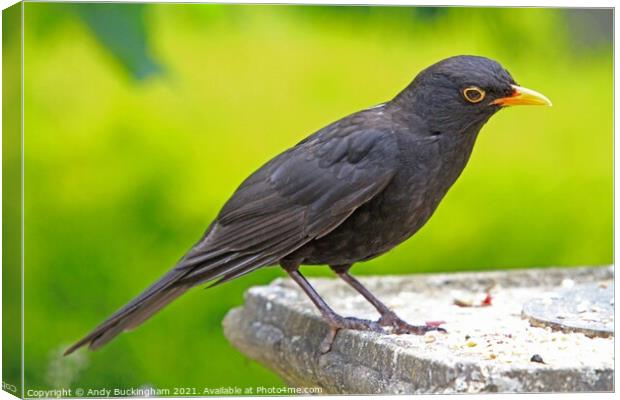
[0,2,616,400]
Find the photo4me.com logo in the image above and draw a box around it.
[2,381,18,394]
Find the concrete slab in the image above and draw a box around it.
[223,266,614,393]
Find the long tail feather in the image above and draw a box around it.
[64,269,190,355]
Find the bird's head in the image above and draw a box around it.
[394,55,551,135]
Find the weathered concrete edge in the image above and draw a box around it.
[223,266,614,394]
[291,265,614,293]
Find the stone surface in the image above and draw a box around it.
[223,266,614,394]
[522,282,613,338]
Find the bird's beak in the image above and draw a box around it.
[492,84,552,107]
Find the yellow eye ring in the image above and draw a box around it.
[463,87,486,103]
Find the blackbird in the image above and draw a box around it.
[65,55,551,355]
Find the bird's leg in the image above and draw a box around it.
[331,264,446,335]
[281,261,385,353]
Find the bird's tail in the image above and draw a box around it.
[64,268,190,355]
[64,219,296,355]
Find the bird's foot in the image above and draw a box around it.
[379,311,447,335]
[320,316,386,354]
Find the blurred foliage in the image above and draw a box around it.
[25,2,161,79]
[73,3,161,79]
[17,3,611,393]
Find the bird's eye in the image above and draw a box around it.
[463,87,486,103]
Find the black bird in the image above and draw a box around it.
[65,55,551,355]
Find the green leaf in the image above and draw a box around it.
[73,3,161,80]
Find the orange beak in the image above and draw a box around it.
[492,84,552,107]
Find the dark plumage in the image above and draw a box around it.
[65,55,550,355]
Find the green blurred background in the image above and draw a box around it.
[16,3,612,393]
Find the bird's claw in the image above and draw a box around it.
[320,316,386,354]
[379,312,447,335]
[319,313,446,353]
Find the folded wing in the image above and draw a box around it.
[65,118,398,354]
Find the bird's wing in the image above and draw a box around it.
[64,120,398,354]
[176,123,398,285]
